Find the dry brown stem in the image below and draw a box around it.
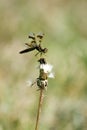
[35,89,44,130]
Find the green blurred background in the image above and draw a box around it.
[0,0,87,130]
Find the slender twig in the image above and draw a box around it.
[35,89,44,130]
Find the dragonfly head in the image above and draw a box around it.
[43,48,48,53]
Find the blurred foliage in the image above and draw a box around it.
[0,0,87,130]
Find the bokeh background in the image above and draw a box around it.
[0,0,87,130]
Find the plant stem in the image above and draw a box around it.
[35,89,44,130]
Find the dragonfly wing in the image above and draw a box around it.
[19,47,35,54]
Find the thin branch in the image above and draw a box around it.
[35,89,44,130]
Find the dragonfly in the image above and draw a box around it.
[19,32,48,56]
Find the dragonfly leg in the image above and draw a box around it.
[25,43,31,47]
[35,52,40,56]
[40,52,43,57]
